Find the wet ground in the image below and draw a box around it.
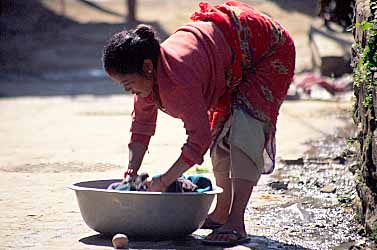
[246,137,363,250]
[232,119,375,250]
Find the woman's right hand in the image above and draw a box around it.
[120,168,137,184]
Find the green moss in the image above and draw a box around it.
[354,19,377,108]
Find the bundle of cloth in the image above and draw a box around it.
[107,173,212,193]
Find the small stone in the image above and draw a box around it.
[348,162,359,174]
[268,181,289,190]
[282,157,304,165]
[355,239,366,246]
[315,224,326,228]
[332,156,346,164]
[112,233,128,249]
[314,180,324,188]
[320,185,336,193]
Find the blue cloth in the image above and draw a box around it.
[187,175,213,193]
[107,182,132,191]
[158,174,212,193]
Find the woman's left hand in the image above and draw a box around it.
[147,177,167,192]
[146,157,190,192]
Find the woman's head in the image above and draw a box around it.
[102,24,160,97]
[103,24,160,75]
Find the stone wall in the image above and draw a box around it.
[352,0,377,241]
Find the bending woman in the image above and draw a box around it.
[102,0,295,246]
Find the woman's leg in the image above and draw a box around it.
[209,142,232,224]
[204,181,254,241]
[206,146,260,241]
[209,174,232,224]
[222,178,254,234]
[225,145,260,233]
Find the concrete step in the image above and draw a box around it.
[309,17,354,77]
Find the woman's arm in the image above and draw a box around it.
[148,88,211,191]
[127,94,157,176]
[127,140,148,173]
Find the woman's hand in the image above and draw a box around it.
[147,157,193,192]
[120,168,137,184]
[147,176,167,192]
[127,141,194,192]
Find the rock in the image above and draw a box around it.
[284,203,309,220]
[349,162,359,174]
[281,157,304,165]
[332,156,346,164]
[321,185,337,193]
[314,179,324,188]
[268,181,289,190]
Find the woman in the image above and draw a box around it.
[102,0,295,246]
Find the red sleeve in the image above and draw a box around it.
[180,153,196,167]
[130,94,158,137]
[130,133,151,146]
[163,87,211,165]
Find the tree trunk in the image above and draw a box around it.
[127,0,136,22]
[353,0,377,241]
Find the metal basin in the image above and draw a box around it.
[68,179,222,239]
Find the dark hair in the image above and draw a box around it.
[102,24,160,75]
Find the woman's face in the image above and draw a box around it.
[108,70,153,98]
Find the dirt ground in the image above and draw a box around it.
[0,0,363,249]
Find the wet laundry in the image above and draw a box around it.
[107,174,213,193]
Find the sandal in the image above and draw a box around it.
[201,229,250,246]
[200,217,224,230]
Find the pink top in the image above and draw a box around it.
[130,21,232,165]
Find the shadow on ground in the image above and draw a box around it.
[0,0,169,97]
[79,233,308,250]
[0,79,127,97]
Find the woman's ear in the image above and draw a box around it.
[143,59,154,75]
